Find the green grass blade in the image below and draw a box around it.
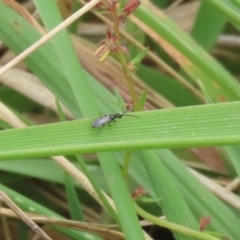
[99,152,145,240]
[0,159,108,191]
[0,102,240,159]
[229,0,240,8]
[28,2,146,239]
[64,172,84,221]
[137,65,200,106]
[134,5,240,101]
[141,150,198,240]
[191,0,226,50]
[116,149,240,239]
[224,146,240,177]
[0,1,80,117]
[208,0,240,31]
[33,0,97,117]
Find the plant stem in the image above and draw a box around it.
[111,0,139,110]
[122,151,132,179]
[135,204,221,240]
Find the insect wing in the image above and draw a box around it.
[92,116,110,127]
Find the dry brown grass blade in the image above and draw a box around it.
[190,168,240,209]
[0,101,26,128]
[0,207,125,240]
[2,0,44,34]
[0,45,173,111]
[0,67,74,119]
[165,1,200,32]
[0,191,52,240]
[225,177,240,192]
[0,0,101,77]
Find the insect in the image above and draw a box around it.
[92,112,139,130]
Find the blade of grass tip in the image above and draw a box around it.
[141,150,198,240]
[130,47,149,66]
[121,151,132,179]
[55,96,67,121]
[138,90,147,110]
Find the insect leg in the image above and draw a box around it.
[98,124,105,133]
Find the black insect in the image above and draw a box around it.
[92,112,138,130]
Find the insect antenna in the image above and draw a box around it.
[122,112,139,118]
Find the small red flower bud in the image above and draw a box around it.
[126,101,134,111]
[94,28,129,61]
[122,0,141,16]
[132,185,148,199]
[199,216,211,231]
